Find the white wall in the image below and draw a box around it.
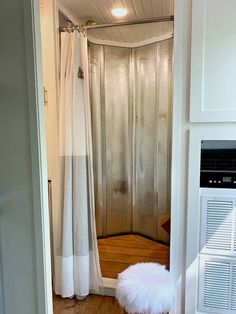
[40,0,60,282]
[0,0,52,313]
[172,0,236,313]
[40,0,59,182]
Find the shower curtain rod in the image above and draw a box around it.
[60,15,174,32]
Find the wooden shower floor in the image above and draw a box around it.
[98,235,170,279]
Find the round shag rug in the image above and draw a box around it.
[116,263,175,314]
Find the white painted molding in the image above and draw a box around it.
[23,0,53,313]
[190,0,236,122]
[169,0,192,313]
[88,32,173,48]
[40,0,62,285]
[102,278,116,297]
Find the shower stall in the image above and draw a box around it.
[89,39,173,243]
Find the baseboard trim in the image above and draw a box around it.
[103,277,117,297]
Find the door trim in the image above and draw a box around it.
[23,0,53,313]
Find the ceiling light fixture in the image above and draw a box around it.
[112,7,128,17]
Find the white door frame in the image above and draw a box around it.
[31,0,189,313]
[23,0,53,313]
[169,0,192,313]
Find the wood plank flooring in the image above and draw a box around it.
[53,294,125,314]
[53,235,169,313]
[98,235,170,279]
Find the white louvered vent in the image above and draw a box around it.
[198,256,236,313]
[206,200,233,250]
[201,196,236,255]
[203,261,230,310]
[234,210,236,252]
[231,264,236,311]
[197,192,236,313]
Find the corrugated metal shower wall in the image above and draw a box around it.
[89,39,173,243]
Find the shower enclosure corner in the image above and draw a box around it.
[89,39,173,244]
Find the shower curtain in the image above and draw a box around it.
[55,31,103,298]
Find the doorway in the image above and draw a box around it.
[40,0,174,306]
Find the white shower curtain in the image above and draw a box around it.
[55,31,103,298]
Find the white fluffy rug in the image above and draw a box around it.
[116,263,175,314]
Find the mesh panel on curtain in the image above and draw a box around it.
[55,31,103,298]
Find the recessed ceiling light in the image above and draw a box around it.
[112,7,128,17]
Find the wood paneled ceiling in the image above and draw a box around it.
[61,0,174,44]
